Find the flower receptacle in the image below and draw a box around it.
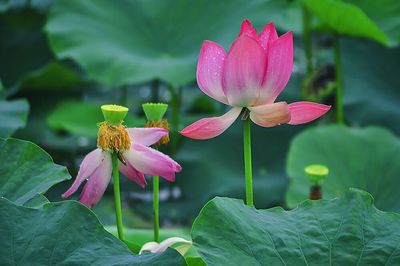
[142,103,168,122]
[101,104,129,125]
[305,164,329,186]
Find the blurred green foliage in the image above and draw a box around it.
[1,0,400,233]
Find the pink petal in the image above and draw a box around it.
[259,32,293,105]
[127,127,168,146]
[125,144,182,182]
[79,153,112,208]
[196,40,228,104]
[179,107,241,140]
[249,102,291,127]
[238,19,258,39]
[223,36,267,107]
[119,158,147,188]
[288,102,331,125]
[258,22,278,51]
[62,149,104,199]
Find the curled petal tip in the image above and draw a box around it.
[281,31,293,40]
[239,19,257,38]
[288,102,331,125]
[175,163,182,172]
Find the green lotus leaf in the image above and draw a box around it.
[304,0,389,45]
[0,198,185,265]
[286,125,400,211]
[192,189,400,265]
[0,138,70,205]
[46,0,298,87]
[0,99,29,137]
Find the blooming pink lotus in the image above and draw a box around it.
[180,20,330,139]
[62,128,181,208]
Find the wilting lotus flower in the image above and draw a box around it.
[63,105,181,208]
[180,20,330,139]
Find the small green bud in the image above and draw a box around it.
[142,102,168,121]
[305,164,329,185]
[101,104,129,125]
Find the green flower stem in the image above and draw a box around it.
[111,152,125,241]
[243,117,254,207]
[333,33,344,124]
[153,175,160,242]
[302,6,313,76]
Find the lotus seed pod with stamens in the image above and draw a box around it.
[97,104,131,154]
[142,103,168,122]
[142,103,170,146]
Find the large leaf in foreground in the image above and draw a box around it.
[0,138,70,205]
[0,199,185,266]
[285,125,400,211]
[46,0,296,87]
[0,99,29,137]
[304,0,389,45]
[192,189,400,265]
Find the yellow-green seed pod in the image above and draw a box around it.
[142,103,168,122]
[101,104,129,125]
[305,164,329,186]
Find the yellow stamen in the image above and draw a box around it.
[97,122,131,153]
[145,119,170,146]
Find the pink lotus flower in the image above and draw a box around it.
[180,20,330,139]
[62,128,182,208]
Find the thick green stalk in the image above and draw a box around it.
[243,117,254,207]
[302,6,313,76]
[153,175,160,242]
[111,153,125,241]
[333,33,344,124]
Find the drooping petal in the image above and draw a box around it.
[125,144,181,182]
[287,102,331,125]
[127,127,168,146]
[249,102,290,127]
[62,149,104,199]
[258,22,278,51]
[119,159,147,188]
[78,153,112,208]
[179,107,241,140]
[196,40,228,104]
[259,32,293,104]
[238,19,258,39]
[223,36,267,107]
[139,237,192,255]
